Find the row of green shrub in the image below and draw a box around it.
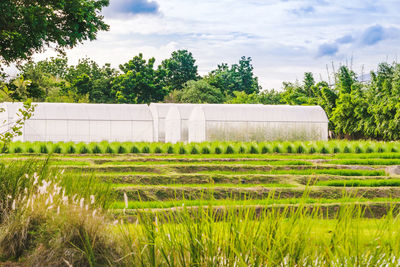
[5,140,400,155]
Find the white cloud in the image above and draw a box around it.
[11,0,400,89]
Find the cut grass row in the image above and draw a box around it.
[316,179,400,187]
[6,140,400,155]
[110,197,400,209]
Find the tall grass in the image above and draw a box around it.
[115,200,400,266]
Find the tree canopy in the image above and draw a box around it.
[0,0,109,64]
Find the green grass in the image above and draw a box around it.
[326,159,400,165]
[101,160,312,166]
[198,169,387,177]
[317,179,400,187]
[111,183,295,189]
[110,197,400,209]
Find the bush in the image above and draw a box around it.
[79,145,89,154]
[201,146,210,154]
[261,146,270,154]
[366,147,374,153]
[249,145,259,154]
[179,146,186,154]
[320,146,329,154]
[67,145,76,154]
[154,146,163,154]
[333,147,341,153]
[92,145,102,154]
[296,145,306,154]
[39,145,48,154]
[226,145,235,154]
[343,146,351,153]
[167,146,174,154]
[131,146,140,154]
[214,146,222,154]
[53,146,62,154]
[272,146,281,153]
[309,147,316,154]
[117,145,127,154]
[141,146,150,154]
[13,147,23,153]
[105,146,114,154]
[354,146,362,154]
[190,146,199,154]
[285,145,293,154]
[239,146,246,154]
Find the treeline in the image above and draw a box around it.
[1,51,400,141]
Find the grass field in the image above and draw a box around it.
[3,141,400,265]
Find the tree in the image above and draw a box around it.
[112,54,166,104]
[159,50,198,92]
[226,90,282,104]
[207,57,261,96]
[65,58,117,103]
[177,80,225,103]
[0,0,109,64]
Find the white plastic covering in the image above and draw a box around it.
[4,103,154,142]
[150,103,200,142]
[188,105,329,142]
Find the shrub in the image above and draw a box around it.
[320,146,329,154]
[333,147,341,153]
[105,146,114,154]
[40,145,48,154]
[167,146,174,154]
[225,145,235,154]
[179,146,186,154]
[354,146,362,154]
[366,147,374,153]
[378,147,385,153]
[92,145,102,154]
[67,145,75,154]
[130,145,140,154]
[190,146,199,154]
[239,146,246,154]
[261,146,270,154]
[309,147,316,154]
[201,146,210,154]
[272,145,281,153]
[141,146,150,154]
[343,146,351,153]
[79,145,89,154]
[53,146,62,154]
[214,146,222,154]
[117,145,127,154]
[296,145,306,154]
[249,145,259,154]
[154,146,163,154]
[13,147,23,153]
[285,145,293,154]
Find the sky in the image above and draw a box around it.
[27,0,400,90]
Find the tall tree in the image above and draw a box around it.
[0,0,109,63]
[207,57,261,96]
[112,54,166,104]
[159,50,198,92]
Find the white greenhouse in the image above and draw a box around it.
[150,103,200,142]
[188,105,329,142]
[1,103,154,142]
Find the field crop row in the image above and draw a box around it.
[5,140,400,155]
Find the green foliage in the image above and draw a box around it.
[175,79,225,103]
[206,56,261,96]
[158,50,198,92]
[112,53,166,104]
[0,0,109,62]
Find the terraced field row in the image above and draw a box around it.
[3,153,400,215]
